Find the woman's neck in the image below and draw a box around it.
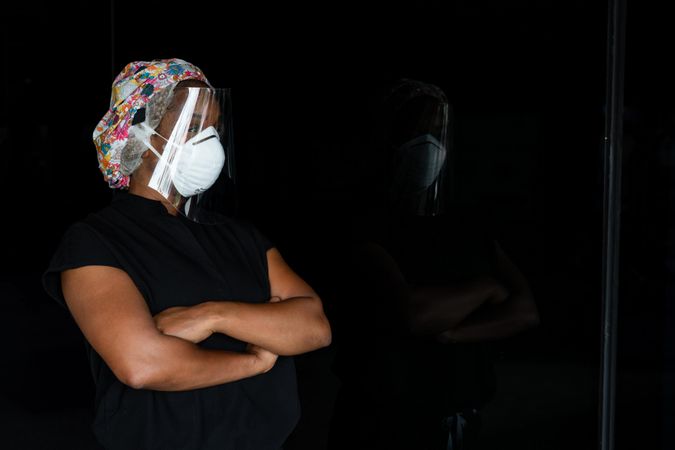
[128,177,179,216]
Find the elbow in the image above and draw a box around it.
[277,313,332,356]
[121,372,151,391]
[297,315,332,354]
[115,364,150,390]
[109,335,185,390]
[313,315,333,349]
[307,297,332,350]
[321,318,333,347]
[114,359,163,390]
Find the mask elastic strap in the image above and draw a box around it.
[137,122,164,159]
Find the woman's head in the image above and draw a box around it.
[93,58,211,189]
[376,79,453,216]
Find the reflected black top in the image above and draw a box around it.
[42,191,300,450]
[333,211,498,413]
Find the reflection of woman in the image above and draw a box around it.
[329,79,539,450]
[42,59,331,450]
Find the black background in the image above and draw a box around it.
[0,1,672,449]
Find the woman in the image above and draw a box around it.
[42,58,331,450]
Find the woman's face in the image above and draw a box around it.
[152,82,222,153]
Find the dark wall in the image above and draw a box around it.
[1,1,670,449]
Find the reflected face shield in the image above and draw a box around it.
[131,87,236,223]
[388,98,452,216]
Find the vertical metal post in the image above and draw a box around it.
[600,0,627,449]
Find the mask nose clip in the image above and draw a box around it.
[191,133,219,146]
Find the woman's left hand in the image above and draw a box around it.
[153,304,214,344]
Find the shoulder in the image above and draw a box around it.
[43,219,123,309]
[225,217,276,252]
[49,215,121,266]
[59,219,111,252]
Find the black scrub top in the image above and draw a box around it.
[330,212,498,448]
[42,191,300,450]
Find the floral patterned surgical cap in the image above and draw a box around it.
[93,58,210,188]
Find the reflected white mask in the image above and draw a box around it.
[136,122,226,198]
[393,133,447,193]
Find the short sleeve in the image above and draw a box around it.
[249,223,275,252]
[42,222,122,309]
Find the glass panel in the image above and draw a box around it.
[617,1,675,449]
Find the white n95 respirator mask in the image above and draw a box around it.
[136,122,226,198]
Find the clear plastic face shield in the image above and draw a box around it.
[132,86,236,223]
[387,94,452,216]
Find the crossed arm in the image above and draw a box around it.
[61,248,331,392]
[433,242,540,343]
[358,240,539,342]
[153,248,332,355]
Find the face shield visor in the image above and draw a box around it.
[131,86,236,223]
[387,94,453,216]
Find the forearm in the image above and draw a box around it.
[204,297,332,356]
[436,291,540,343]
[126,335,265,391]
[408,280,500,336]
